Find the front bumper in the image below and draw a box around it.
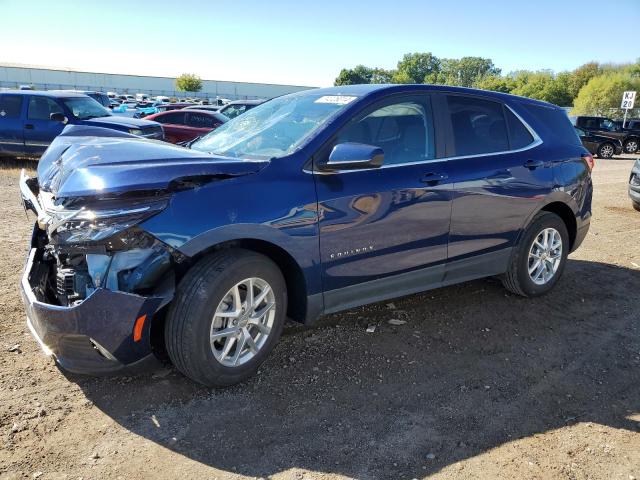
[21,247,163,375]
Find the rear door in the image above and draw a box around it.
[0,94,25,155]
[23,96,66,155]
[443,93,552,281]
[314,94,452,312]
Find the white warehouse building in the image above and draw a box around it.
[0,63,315,100]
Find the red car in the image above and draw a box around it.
[145,109,228,144]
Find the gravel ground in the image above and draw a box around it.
[0,156,639,480]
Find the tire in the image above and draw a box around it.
[624,138,639,154]
[633,201,640,212]
[502,211,570,297]
[597,143,615,159]
[165,249,287,387]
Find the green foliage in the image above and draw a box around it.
[473,75,515,93]
[436,57,501,87]
[334,55,640,111]
[175,73,202,92]
[572,72,640,116]
[395,52,440,84]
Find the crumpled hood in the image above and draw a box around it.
[37,126,269,198]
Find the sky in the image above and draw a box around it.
[1,0,638,87]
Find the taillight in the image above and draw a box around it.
[582,152,595,172]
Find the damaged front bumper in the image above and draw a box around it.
[21,246,164,374]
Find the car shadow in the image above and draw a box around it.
[74,258,640,479]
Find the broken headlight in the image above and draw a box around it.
[46,200,168,244]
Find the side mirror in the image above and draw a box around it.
[50,112,68,124]
[318,142,384,171]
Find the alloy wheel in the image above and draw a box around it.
[209,277,276,367]
[625,140,638,154]
[600,144,614,158]
[527,228,563,285]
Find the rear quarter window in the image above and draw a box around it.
[519,102,581,147]
[0,95,23,118]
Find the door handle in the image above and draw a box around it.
[523,159,544,169]
[24,124,34,130]
[420,172,448,185]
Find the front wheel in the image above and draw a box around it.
[502,212,569,297]
[624,139,639,154]
[633,201,640,212]
[165,249,287,387]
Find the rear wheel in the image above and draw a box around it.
[633,201,640,212]
[624,139,639,154]
[597,143,615,159]
[165,249,287,387]
[502,212,569,297]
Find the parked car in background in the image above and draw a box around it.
[144,109,227,143]
[625,119,640,130]
[183,104,222,112]
[157,102,193,111]
[630,159,640,211]
[218,99,265,119]
[62,91,111,109]
[0,90,163,157]
[574,127,622,158]
[19,84,592,386]
[570,115,640,153]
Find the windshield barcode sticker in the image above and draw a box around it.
[314,95,357,105]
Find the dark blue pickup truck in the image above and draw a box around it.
[0,90,163,158]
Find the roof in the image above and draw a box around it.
[304,84,556,108]
[0,89,89,98]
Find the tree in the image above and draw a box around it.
[438,57,501,87]
[572,72,640,116]
[568,62,601,99]
[334,65,373,85]
[473,74,515,93]
[509,70,572,106]
[395,52,440,84]
[175,73,202,92]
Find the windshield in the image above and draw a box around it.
[191,92,358,158]
[63,97,112,120]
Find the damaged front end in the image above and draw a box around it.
[19,128,269,374]
[20,170,179,374]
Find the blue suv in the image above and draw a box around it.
[19,84,593,386]
[0,90,163,158]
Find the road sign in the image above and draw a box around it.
[621,91,636,109]
[621,91,636,129]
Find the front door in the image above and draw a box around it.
[314,94,451,312]
[23,96,66,156]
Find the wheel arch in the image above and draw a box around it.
[516,196,579,252]
[181,238,310,324]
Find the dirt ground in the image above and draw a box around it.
[0,156,639,480]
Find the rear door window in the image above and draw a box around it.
[0,95,23,118]
[446,95,509,156]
